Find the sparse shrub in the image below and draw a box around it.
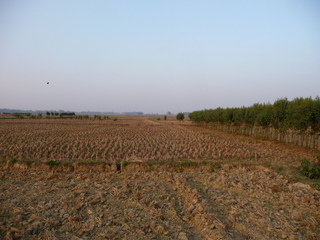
[46,160,59,166]
[113,118,118,121]
[122,161,128,167]
[277,166,284,172]
[210,163,222,173]
[300,159,320,179]
[311,183,320,191]
[178,160,197,168]
[164,115,167,120]
[9,158,17,165]
[202,160,208,165]
[25,160,33,166]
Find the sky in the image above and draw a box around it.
[0,0,319,114]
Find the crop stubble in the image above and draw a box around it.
[0,117,319,239]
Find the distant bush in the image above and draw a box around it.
[176,112,185,121]
[60,112,75,118]
[13,113,24,119]
[94,115,102,120]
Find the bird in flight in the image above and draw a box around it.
[47,82,49,84]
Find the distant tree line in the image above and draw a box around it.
[11,113,43,119]
[189,97,320,134]
[59,112,75,116]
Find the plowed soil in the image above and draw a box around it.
[0,117,319,239]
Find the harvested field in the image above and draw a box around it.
[0,118,316,164]
[0,117,319,239]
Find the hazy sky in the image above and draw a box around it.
[1,1,319,114]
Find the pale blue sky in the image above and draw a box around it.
[0,0,319,113]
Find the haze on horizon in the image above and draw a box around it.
[1,1,319,114]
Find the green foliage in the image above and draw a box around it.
[12,113,24,119]
[285,97,314,132]
[94,115,102,120]
[122,160,128,167]
[60,112,76,118]
[209,163,222,173]
[176,112,185,121]
[46,160,59,166]
[113,118,118,121]
[271,98,288,130]
[300,159,320,179]
[201,160,208,165]
[9,158,17,165]
[178,160,198,167]
[311,183,320,191]
[189,96,320,133]
[255,104,273,127]
[164,115,167,120]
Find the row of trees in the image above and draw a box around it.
[46,112,59,117]
[189,97,320,134]
[12,113,43,119]
[10,112,76,119]
[46,112,75,118]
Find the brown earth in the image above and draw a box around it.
[0,117,319,239]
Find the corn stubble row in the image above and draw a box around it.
[1,119,266,163]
